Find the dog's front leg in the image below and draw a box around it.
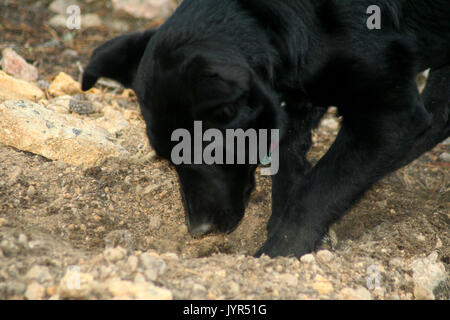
[270,103,327,237]
[257,81,434,258]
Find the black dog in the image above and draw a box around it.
[82,0,450,258]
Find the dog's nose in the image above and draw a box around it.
[189,223,214,236]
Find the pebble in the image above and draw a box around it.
[300,254,316,264]
[69,94,94,115]
[104,247,127,263]
[48,72,81,96]
[316,250,335,264]
[104,280,173,300]
[49,0,81,14]
[278,274,298,287]
[442,137,450,146]
[338,287,372,300]
[149,215,162,229]
[410,252,446,300]
[311,275,334,295]
[139,253,167,280]
[25,265,52,283]
[1,48,39,82]
[25,282,46,300]
[58,272,94,299]
[104,230,135,249]
[0,70,44,101]
[111,0,173,20]
[439,152,450,162]
[2,281,27,296]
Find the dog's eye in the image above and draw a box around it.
[207,94,247,124]
[211,105,238,122]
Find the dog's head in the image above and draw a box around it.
[82,28,284,235]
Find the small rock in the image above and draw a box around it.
[105,19,130,33]
[339,287,373,300]
[311,275,334,295]
[1,48,39,82]
[144,269,158,282]
[58,272,94,299]
[27,185,36,197]
[125,255,139,274]
[442,137,450,146]
[104,247,127,263]
[25,282,46,300]
[278,274,298,287]
[389,257,405,269]
[192,283,207,297]
[37,80,50,90]
[69,94,94,115]
[48,14,68,28]
[104,230,135,249]
[49,0,81,14]
[92,105,130,135]
[0,71,44,101]
[46,286,58,297]
[62,49,79,58]
[300,254,316,264]
[149,215,162,230]
[81,14,102,28]
[48,72,81,96]
[410,252,446,300]
[25,265,52,283]
[316,250,335,264]
[439,152,450,162]
[111,0,173,20]
[105,280,172,300]
[46,95,71,113]
[3,281,27,296]
[0,239,20,256]
[139,253,167,280]
[7,166,22,186]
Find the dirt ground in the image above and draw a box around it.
[0,0,448,300]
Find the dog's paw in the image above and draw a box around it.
[255,229,315,258]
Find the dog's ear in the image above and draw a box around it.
[184,56,277,124]
[82,29,157,90]
[183,56,250,110]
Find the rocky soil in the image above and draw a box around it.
[0,0,448,300]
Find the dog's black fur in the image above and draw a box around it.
[83,0,450,257]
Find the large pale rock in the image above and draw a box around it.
[111,0,173,20]
[0,71,44,102]
[48,72,81,97]
[0,100,127,167]
[1,48,39,82]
